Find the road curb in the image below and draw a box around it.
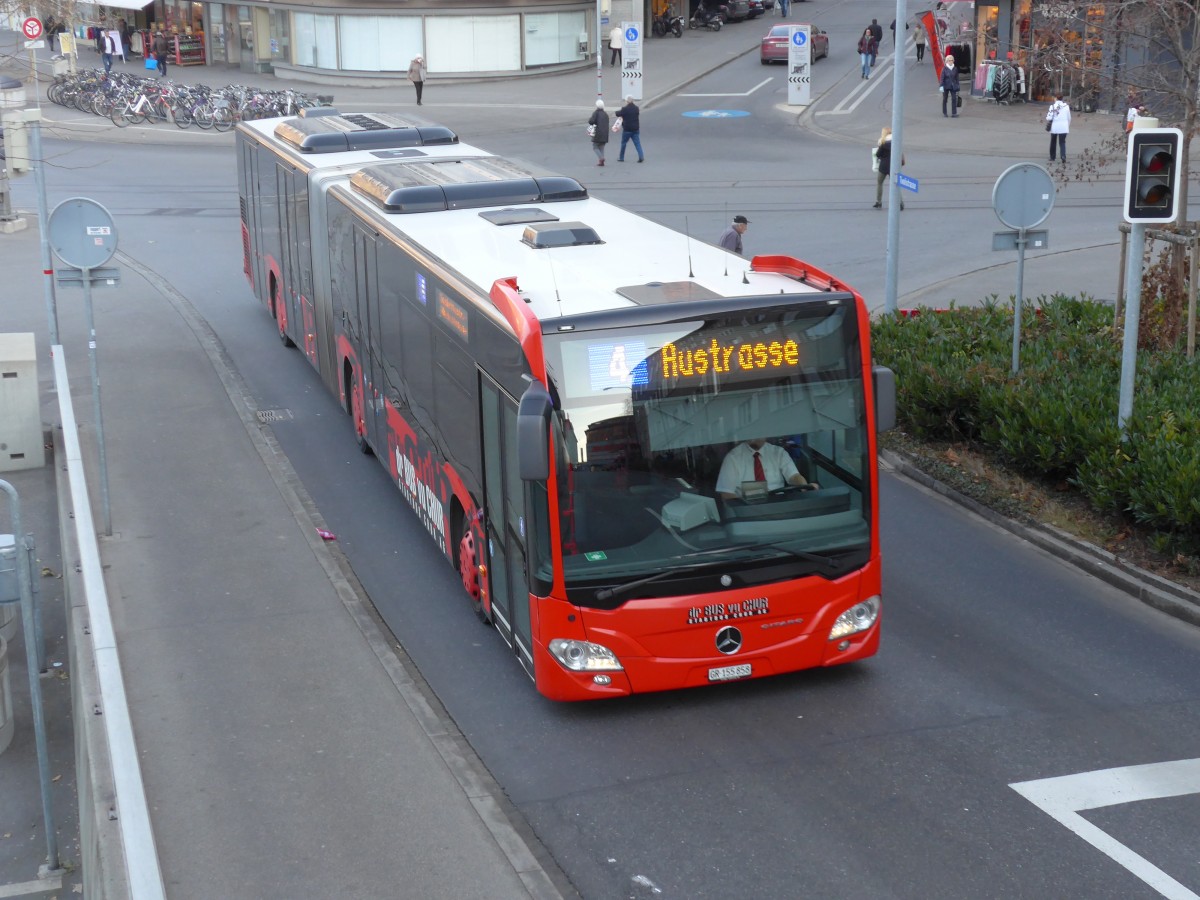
[880,449,1200,627]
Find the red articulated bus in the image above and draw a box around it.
[236,110,896,700]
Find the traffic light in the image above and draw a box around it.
[1124,127,1182,224]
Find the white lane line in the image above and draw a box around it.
[0,874,63,899]
[815,36,916,116]
[815,60,894,115]
[1010,758,1200,900]
[679,77,774,98]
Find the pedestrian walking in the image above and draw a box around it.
[874,127,905,210]
[1046,93,1071,162]
[940,54,960,117]
[868,18,883,67]
[609,26,623,68]
[102,30,116,73]
[890,18,907,45]
[857,29,877,80]
[718,215,750,256]
[778,0,790,17]
[914,19,926,62]
[407,55,427,105]
[153,30,168,77]
[588,100,610,166]
[616,97,644,163]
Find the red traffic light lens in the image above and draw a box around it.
[1138,146,1170,174]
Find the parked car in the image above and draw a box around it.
[717,0,751,22]
[747,0,765,19]
[760,24,828,63]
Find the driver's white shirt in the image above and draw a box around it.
[716,442,800,495]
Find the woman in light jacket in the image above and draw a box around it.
[1046,93,1071,163]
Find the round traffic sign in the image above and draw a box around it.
[22,17,43,39]
[992,163,1055,230]
[792,30,807,46]
[48,198,119,269]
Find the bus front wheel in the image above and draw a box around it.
[455,511,488,624]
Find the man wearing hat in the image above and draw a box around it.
[718,215,750,256]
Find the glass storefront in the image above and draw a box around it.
[338,15,422,71]
[294,12,337,69]
[163,2,592,75]
[267,8,290,63]
[525,12,588,68]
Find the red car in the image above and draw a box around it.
[760,24,828,64]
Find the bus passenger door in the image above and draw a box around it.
[352,225,382,450]
[481,376,534,677]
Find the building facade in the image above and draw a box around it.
[68,0,641,81]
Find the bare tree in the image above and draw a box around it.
[1063,0,1199,349]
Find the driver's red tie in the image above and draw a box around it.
[753,451,765,482]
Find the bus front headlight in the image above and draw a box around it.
[548,638,624,672]
[827,596,880,641]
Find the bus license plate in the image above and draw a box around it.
[708,663,752,682]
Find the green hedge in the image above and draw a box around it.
[871,296,1200,552]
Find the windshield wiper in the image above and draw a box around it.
[594,568,680,602]
[738,541,870,570]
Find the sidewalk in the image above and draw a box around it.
[0,221,569,897]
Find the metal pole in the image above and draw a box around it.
[0,481,59,873]
[1187,230,1197,360]
[1118,222,1144,436]
[81,268,113,535]
[28,115,59,346]
[597,0,604,104]
[883,0,907,315]
[1113,225,1127,330]
[1012,229,1026,375]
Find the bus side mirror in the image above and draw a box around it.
[873,365,896,432]
[517,380,553,481]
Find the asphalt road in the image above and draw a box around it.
[6,20,1200,899]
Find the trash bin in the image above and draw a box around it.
[0,535,16,643]
[0,75,24,110]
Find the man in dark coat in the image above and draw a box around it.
[616,98,644,163]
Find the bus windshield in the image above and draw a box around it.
[542,299,872,606]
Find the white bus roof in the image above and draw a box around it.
[247,113,838,326]
[333,159,832,324]
[239,112,494,175]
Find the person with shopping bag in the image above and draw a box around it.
[1046,93,1071,163]
[873,127,905,211]
[153,30,169,78]
[940,54,960,117]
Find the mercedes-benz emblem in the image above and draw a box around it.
[715,626,742,655]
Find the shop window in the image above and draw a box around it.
[338,16,423,72]
[426,16,521,73]
[525,12,587,67]
[295,12,337,69]
[268,9,290,62]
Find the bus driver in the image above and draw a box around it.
[716,438,814,499]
